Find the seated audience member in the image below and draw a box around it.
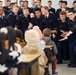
[6,26,22,75]
[42,28,58,75]
[0,27,22,75]
[14,29,26,48]
[22,29,48,75]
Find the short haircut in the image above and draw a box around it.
[43,28,51,37]
[37,0,42,2]
[23,0,28,3]
[73,1,76,4]
[19,1,23,3]
[48,0,52,3]
[35,8,41,12]
[42,6,48,10]
[59,1,63,3]
[62,1,67,5]
[10,3,15,6]
[13,4,19,8]
[6,0,11,2]
[60,11,66,15]
[14,29,23,40]
[0,1,2,3]
[68,9,76,14]
[23,7,29,10]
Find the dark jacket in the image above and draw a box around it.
[7,12,19,28]
[48,7,55,14]
[0,50,19,74]
[18,14,31,32]
[41,13,58,31]
[31,16,42,29]
[0,16,8,28]
[68,18,76,42]
[42,37,58,55]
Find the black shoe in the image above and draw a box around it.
[68,63,71,67]
[68,64,76,67]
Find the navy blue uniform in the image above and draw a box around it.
[0,16,8,28]
[67,18,76,66]
[3,6,11,15]
[18,7,23,15]
[56,7,70,19]
[41,13,57,31]
[18,14,31,34]
[57,19,69,63]
[31,16,42,29]
[41,13,58,44]
[7,12,19,28]
[71,7,76,13]
[48,7,55,14]
[30,7,36,13]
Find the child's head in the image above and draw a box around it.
[7,26,16,50]
[33,26,43,40]
[14,29,23,41]
[0,28,9,51]
[25,29,39,45]
[43,28,51,37]
[59,11,67,21]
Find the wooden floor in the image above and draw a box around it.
[49,61,76,75]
